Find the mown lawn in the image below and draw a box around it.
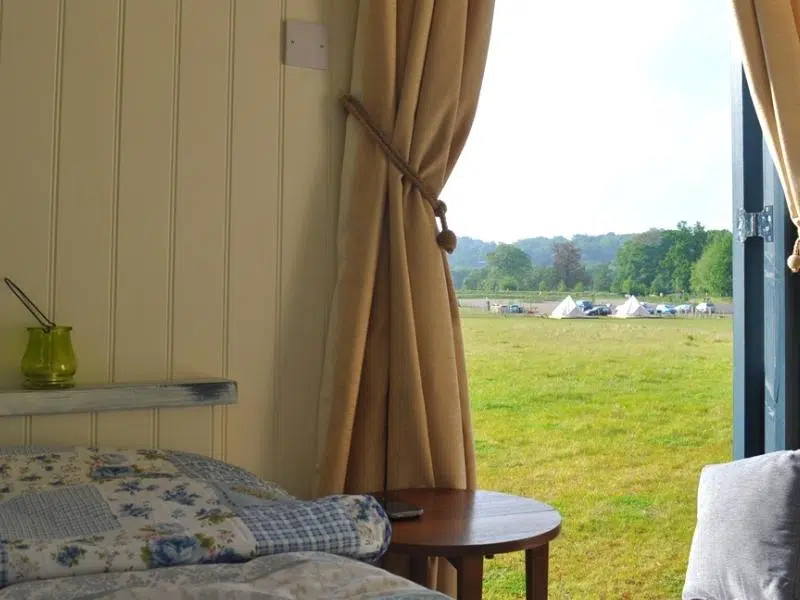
[462,314,732,599]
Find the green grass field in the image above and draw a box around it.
[463,314,732,599]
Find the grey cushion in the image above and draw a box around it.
[683,450,800,600]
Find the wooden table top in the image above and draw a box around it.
[385,489,561,557]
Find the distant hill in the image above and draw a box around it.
[448,237,497,270]
[449,232,635,270]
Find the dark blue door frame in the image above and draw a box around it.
[732,64,764,458]
[732,64,800,458]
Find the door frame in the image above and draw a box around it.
[731,64,800,458]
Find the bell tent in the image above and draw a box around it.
[613,295,650,318]
[550,295,585,319]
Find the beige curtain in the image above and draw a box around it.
[733,0,800,270]
[315,0,493,593]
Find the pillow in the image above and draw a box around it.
[683,450,800,600]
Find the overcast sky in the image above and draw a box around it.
[443,1,733,243]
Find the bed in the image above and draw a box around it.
[0,445,448,599]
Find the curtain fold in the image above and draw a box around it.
[732,0,800,270]
[315,0,494,593]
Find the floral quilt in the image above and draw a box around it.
[0,446,392,589]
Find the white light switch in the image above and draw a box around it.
[284,20,328,71]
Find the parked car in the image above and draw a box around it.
[696,302,717,314]
[585,305,611,316]
[640,302,656,315]
[675,303,694,314]
[655,303,676,315]
[576,299,593,312]
[508,304,524,314]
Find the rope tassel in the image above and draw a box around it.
[340,94,457,254]
[434,200,457,253]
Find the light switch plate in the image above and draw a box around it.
[284,20,328,71]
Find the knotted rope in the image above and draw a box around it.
[340,94,457,253]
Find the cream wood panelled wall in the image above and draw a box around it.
[0,0,357,497]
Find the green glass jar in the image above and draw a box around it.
[21,326,77,389]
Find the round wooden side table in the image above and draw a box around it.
[385,489,561,600]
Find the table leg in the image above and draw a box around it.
[525,545,549,600]
[449,555,484,600]
[409,555,429,588]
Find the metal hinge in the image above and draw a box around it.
[736,205,773,243]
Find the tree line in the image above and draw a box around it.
[454,222,732,297]
[450,233,632,270]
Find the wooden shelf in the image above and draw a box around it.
[0,378,236,417]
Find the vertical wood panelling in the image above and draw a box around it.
[212,0,236,461]
[157,0,230,454]
[30,0,120,446]
[97,0,178,448]
[224,0,282,479]
[0,1,62,444]
[1,0,357,497]
[278,0,334,497]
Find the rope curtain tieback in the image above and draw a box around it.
[340,94,457,253]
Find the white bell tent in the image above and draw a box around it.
[613,295,650,318]
[550,295,585,319]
